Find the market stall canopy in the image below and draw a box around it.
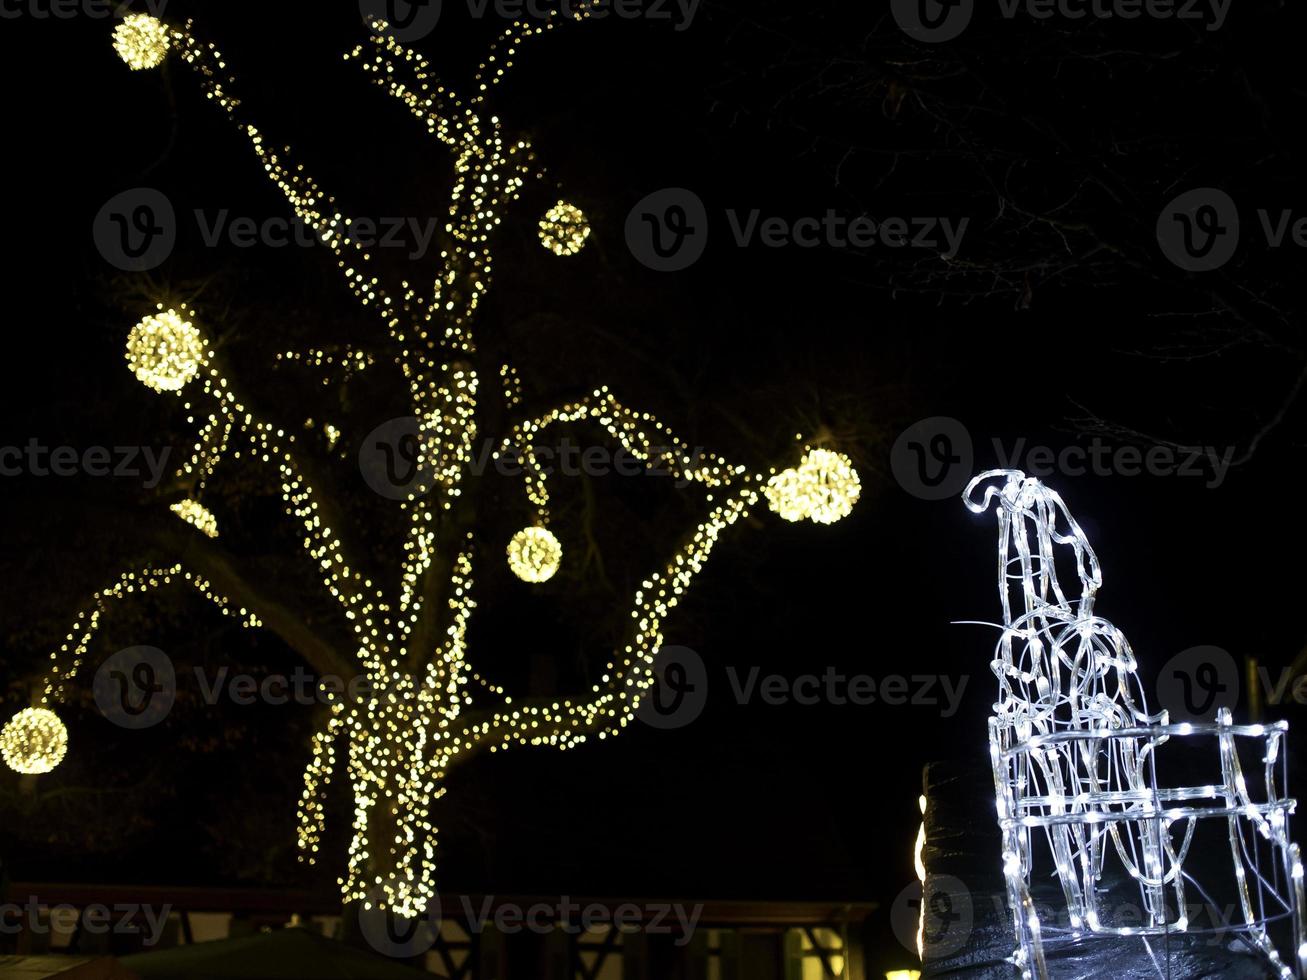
[0,957,140,979]
[120,928,431,980]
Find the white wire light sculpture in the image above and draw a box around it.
[964,470,1307,979]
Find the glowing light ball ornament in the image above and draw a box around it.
[1,708,68,775]
[800,449,860,524]
[538,201,591,256]
[764,466,810,522]
[507,526,562,582]
[126,308,206,393]
[765,448,860,524]
[113,13,171,71]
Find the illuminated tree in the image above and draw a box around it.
[1,10,860,915]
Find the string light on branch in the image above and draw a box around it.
[171,499,219,538]
[507,526,562,583]
[127,308,206,393]
[113,13,171,71]
[538,201,590,256]
[22,9,862,917]
[765,448,860,525]
[1,708,68,775]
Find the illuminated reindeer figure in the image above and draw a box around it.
[964,470,1307,979]
[0,10,860,916]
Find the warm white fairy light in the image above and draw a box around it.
[764,466,809,523]
[112,13,171,71]
[23,9,859,919]
[765,448,860,524]
[964,469,1307,980]
[507,526,562,583]
[126,307,206,393]
[278,348,374,384]
[800,449,860,524]
[499,364,523,408]
[1,708,68,775]
[37,564,260,714]
[171,499,219,538]
[538,201,590,256]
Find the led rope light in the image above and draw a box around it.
[964,470,1307,979]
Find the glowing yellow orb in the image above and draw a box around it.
[113,13,171,71]
[538,202,591,256]
[765,449,861,525]
[799,449,861,524]
[1,708,68,775]
[764,466,811,523]
[507,526,562,583]
[127,308,206,393]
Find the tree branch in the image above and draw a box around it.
[142,512,357,682]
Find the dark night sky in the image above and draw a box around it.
[3,0,1307,971]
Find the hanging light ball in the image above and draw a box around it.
[764,466,811,523]
[1,708,68,775]
[798,449,861,525]
[507,527,562,583]
[126,308,206,393]
[538,202,591,256]
[113,13,171,71]
[765,449,860,525]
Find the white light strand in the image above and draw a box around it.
[965,469,1307,980]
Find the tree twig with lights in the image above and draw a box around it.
[0,10,861,916]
